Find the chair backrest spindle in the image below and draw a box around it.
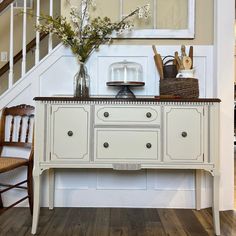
[18,117,23,142]
[0,104,35,151]
[25,116,32,143]
[9,116,14,142]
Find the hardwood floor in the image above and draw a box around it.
[1,161,236,236]
[234,156,236,209]
[0,208,236,236]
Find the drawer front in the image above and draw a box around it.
[95,105,160,125]
[164,106,204,163]
[50,105,90,161]
[94,128,160,162]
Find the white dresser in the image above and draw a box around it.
[32,97,221,235]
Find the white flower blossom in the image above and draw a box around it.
[36,0,150,63]
[91,0,96,8]
[84,12,89,20]
[75,27,80,33]
[71,16,79,23]
[62,35,67,41]
[98,30,103,36]
[108,37,112,44]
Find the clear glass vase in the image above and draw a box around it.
[73,63,90,98]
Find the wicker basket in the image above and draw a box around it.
[160,77,199,98]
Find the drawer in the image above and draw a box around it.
[94,105,160,125]
[94,128,160,162]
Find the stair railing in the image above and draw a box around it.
[0,0,56,91]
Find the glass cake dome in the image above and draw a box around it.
[107,60,145,99]
[109,60,143,83]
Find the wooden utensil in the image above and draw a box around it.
[174,51,184,70]
[181,45,187,58]
[152,45,164,80]
[189,46,193,69]
[182,56,192,70]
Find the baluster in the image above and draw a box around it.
[9,116,14,142]
[8,3,14,88]
[35,0,40,64]
[18,117,23,142]
[119,0,123,21]
[25,116,31,143]
[21,0,27,76]
[153,0,157,29]
[48,0,53,52]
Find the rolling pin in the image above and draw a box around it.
[152,45,164,80]
[189,46,193,69]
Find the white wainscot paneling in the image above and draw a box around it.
[39,56,78,96]
[96,170,147,190]
[149,170,194,190]
[39,45,213,98]
[46,169,201,208]
[87,45,213,97]
[55,169,97,190]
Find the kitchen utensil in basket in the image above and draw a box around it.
[162,56,178,78]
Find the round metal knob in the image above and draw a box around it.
[103,142,109,148]
[181,132,187,138]
[67,131,73,137]
[104,112,109,118]
[146,143,152,149]
[146,112,152,118]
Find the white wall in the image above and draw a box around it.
[214,0,235,210]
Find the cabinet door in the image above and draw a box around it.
[50,105,90,161]
[164,106,204,162]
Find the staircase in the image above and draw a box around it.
[0,0,61,109]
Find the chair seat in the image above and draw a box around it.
[0,157,28,173]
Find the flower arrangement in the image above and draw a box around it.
[35,0,150,63]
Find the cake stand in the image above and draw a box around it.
[107,81,145,99]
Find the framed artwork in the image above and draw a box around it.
[13,0,33,9]
[97,0,195,38]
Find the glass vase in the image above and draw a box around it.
[73,63,90,98]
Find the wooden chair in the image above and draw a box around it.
[0,104,34,214]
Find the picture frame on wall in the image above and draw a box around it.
[13,0,33,9]
[120,0,195,39]
[117,0,195,39]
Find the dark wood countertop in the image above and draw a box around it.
[34,97,221,103]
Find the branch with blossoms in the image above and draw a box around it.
[35,0,150,63]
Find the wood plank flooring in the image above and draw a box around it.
[234,159,236,209]
[1,158,236,235]
[0,208,236,236]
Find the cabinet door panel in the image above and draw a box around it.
[164,106,204,162]
[50,105,90,161]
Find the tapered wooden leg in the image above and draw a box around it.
[195,169,202,210]
[48,168,55,210]
[0,193,3,209]
[212,174,220,236]
[27,161,33,215]
[31,173,41,235]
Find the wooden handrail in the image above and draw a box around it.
[0,33,48,77]
[0,0,14,14]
